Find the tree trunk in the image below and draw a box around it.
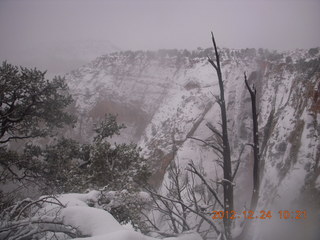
[236,73,261,240]
[208,32,234,240]
[244,72,260,212]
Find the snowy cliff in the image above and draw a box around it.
[65,47,320,220]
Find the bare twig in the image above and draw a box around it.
[187,162,224,208]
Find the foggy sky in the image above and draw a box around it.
[0,0,319,76]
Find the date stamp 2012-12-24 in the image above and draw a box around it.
[212,210,307,220]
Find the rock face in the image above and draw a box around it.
[65,48,320,213]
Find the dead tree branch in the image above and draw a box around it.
[187,162,224,208]
[145,187,220,235]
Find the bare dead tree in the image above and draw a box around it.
[244,72,260,212]
[190,34,262,240]
[207,32,234,240]
[145,157,222,239]
[146,33,262,240]
[146,184,220,238]
[234,73,261,240]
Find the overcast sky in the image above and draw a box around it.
[0,0,319,76]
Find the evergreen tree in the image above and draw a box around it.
[0,61,75,144]
[0,61,75,184]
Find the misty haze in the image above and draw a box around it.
[0,1,319,240]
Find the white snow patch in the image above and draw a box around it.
[62,206,124,236]
[37,191,203,240]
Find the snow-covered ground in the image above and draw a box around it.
[39,192,203,240]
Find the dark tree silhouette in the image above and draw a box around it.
[207,32,234,240]
[235,73,261,240]
[244,72,260,212]
[0,61,75,144]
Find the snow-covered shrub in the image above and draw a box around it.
[0,190,203,240]
[83,141,150,191]
[94,189,152,231]
[9,114,151,195]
